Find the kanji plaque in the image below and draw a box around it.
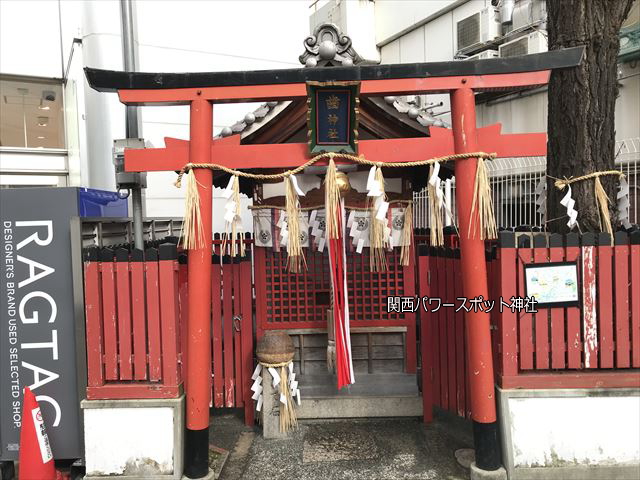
[307,81,359,154]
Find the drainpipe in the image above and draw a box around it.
[120,0,144,250]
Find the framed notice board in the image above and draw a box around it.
[524,261,580,308]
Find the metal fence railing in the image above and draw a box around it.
[414,137,640,230]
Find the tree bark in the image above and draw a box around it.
[546,0,634,233]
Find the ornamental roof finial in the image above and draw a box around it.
[299,23,363,68]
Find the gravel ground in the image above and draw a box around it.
[210,410,473,480]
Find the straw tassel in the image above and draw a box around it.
[324,155,341,240]
[369,166,389,272]
[594,176,613,241]
[285,175,306,272]
[428,165,444,247]
[222,175,246,257]
[468,158,497,241]
[400,202,413,266]
[278,366,297,433]
[180,169,205,250]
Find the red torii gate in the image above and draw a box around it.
[86,46,583,479]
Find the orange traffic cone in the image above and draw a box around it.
[18,387,56,480]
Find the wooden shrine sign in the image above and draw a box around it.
[306,81,360,154]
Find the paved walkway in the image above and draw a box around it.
[210,411,473,480]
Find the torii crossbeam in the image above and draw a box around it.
[85,46,584,480]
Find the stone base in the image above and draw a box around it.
[470,462,508,480]
[82,396,184,479]
[497,387,640,480]
[182,468,215,480]
[503,465,640,480]
[261,367,288,439]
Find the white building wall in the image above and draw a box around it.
[616,62,640,141]
[378,1,490,124]
[1,0,309,231]
[375,0,459,46]
[310,0,380,64]
[378,0,638,140]
[509,395,640,467]
[0,0,63,78]
[0,0,308,231]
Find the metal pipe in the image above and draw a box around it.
[120,0,144,250]
[120,0,138,137]
[184,97,213,479]
[450,88,501,472]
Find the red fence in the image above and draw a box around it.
[417,229,640,421]
[83,237,255,425]
[495,231,640,389]
[417,243,471,421]
[83,244,181,399]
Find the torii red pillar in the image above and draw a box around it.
[184,96,213,479]
[450,87,501,471]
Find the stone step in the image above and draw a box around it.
[298,373,419,397]
[297,394,423,419]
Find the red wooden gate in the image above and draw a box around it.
[417,237,472,422]
[178,236,255,425]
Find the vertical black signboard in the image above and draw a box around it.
[1,188,82,460]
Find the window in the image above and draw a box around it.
[0,75,65,149]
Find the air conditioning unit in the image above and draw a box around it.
[512,0,547,31]
[499,31,547,58]
[456,7,501,51]
[465,49,500,60]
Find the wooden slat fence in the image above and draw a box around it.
[84,236,255,426]
[496,230,640,389]
[416,229,640,422]
[83,243,182,399]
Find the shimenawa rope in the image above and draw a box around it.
[175,151,497,270]
[554,170,626,241]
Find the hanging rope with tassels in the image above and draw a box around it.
[173,150,497,267]
[554,170,627,242]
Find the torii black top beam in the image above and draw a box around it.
[85,47,584,92]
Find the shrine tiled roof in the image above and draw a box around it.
[215,23,448,140]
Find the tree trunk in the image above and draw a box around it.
[546,0,634,233]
